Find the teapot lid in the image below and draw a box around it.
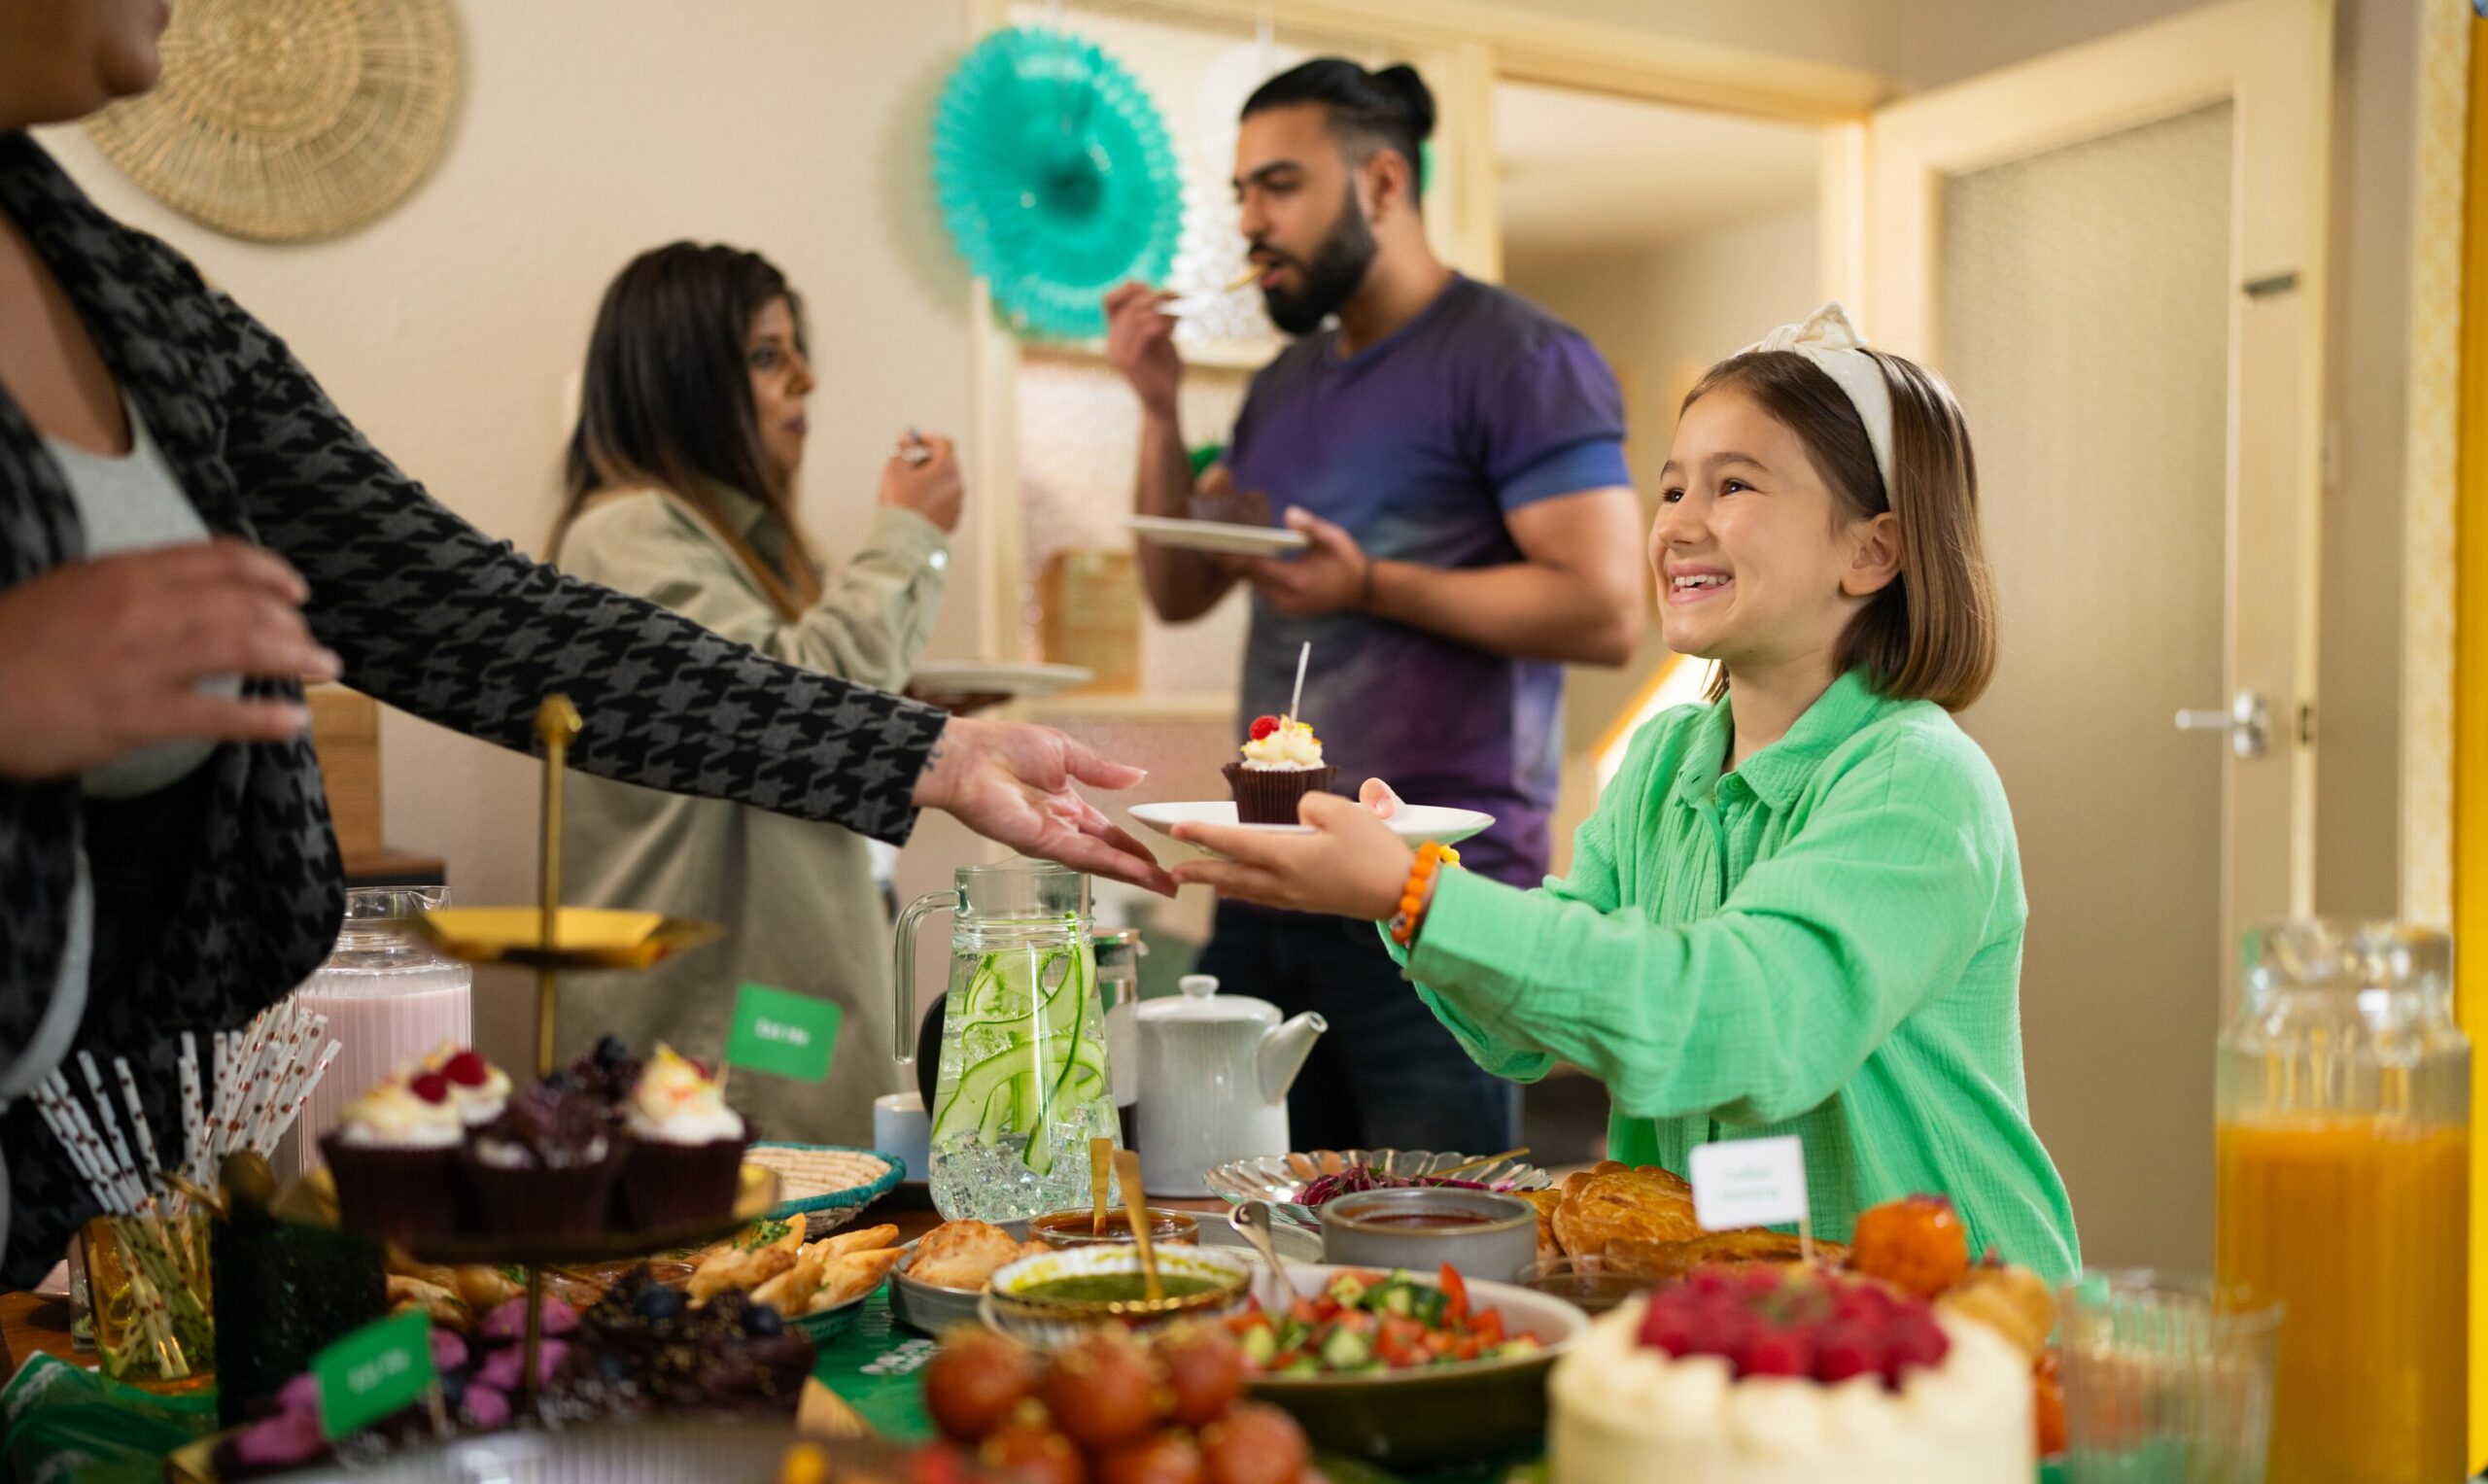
[1135,975,1278,1024]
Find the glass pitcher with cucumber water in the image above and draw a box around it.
[895,859,1119,1221]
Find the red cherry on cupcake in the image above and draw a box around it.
[1249,714,1281,741]
[442,1051,489,1087]
[410,1071,451,1104]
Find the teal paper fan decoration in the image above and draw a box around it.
[932,27,1184,340]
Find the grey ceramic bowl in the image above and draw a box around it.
[1318,1187,1539,1283]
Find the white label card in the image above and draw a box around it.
[1689,1135,1810,1231]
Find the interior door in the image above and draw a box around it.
[1862,0,2331,1275]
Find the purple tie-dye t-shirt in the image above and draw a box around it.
[1223,276,1629,887]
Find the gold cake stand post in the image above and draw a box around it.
[535,696,580,1078]
[385,692,744,1407]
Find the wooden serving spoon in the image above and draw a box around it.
[1090,1136,1115,1237]
[1113,1149,1162,1302]
[1429,1147,1530,1182]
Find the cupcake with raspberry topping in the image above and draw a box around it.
[320,1070,466,1245]
[616,1044,749,1228]
[1223,713,1338,824]
[418,1044,510,1128]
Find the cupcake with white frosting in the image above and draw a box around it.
[1223,713,1338,824]
[419,1043,511,1127]
[616,1044,750,1228]
[320,1069,465,1244]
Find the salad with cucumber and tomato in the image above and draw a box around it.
[1225,1264,1540,1375]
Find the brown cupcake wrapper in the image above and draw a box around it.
[619,1133,751,1230]
[319,1133,461,1245]
[455,1138,627,1239]
[1223,761,1338,825]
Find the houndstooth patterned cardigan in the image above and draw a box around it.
[0,133,948,1284]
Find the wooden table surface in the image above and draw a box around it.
[0,1191,1230,1386]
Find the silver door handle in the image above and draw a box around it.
[2174,691,2269,759]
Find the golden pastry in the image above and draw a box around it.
[806,1224,899,1262]
[812,1245,910,1310]
[1605,1228,1849,1279]
[908,1219,1034,1292]
[1550,1165,1703,1257]
[749,1254,826,1314]
[1938,1261,2056,1358]
[385,1274,470,1329]
[1518,1189,1565,1260]
[453,1264,525,1312]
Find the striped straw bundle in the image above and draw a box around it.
[30,999,342,1380]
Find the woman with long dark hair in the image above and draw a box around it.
[547,242,962,1143]
[0,2,1167,1286]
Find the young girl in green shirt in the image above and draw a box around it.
[1174,305,2079,1278]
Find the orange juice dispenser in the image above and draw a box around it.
[2214,921,2469,1484]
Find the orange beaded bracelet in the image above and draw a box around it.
[1388,841,1463,947]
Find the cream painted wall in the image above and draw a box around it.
[1507,204,1818,871]
[38,0,985,1072]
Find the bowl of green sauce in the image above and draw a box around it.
[982,1244,1255,1347]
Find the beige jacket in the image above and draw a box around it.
[551,486,948,1147]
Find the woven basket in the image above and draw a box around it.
[85,0,459,243]
[748,1142,904,1240]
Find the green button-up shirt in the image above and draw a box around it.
[1400,670,2079,1279]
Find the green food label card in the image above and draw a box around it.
[725,982,840,1082]
[311,1308,433,1439]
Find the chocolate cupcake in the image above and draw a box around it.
[320,1073,465,1246]
[569,1034,642,1126]
[1224,713,1337,824]
[458,1082,627,1238]
[617,1045,749,1229]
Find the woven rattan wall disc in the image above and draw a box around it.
[85,0,460,243]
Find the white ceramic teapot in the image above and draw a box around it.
[1134,975,1326,1196]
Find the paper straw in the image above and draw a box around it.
[223,1025,274,1156]
[30,1082,105,1202]
[76,1055,144,1211]
[209,1033,229,1155]
[113,1057,161,1189]
[237,1017,294,1154]
[1289,640,1310,722]
[248,1019,317,1156]
[178,1034,206,1190]
[48,1071,130,1212]
[243,1019,306,1155]
[260,1041,341,1158]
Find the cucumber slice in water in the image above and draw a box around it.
[961,946,1080,1034]
[927,938,1108,1171]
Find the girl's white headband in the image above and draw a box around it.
[1741,301,1897,499]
